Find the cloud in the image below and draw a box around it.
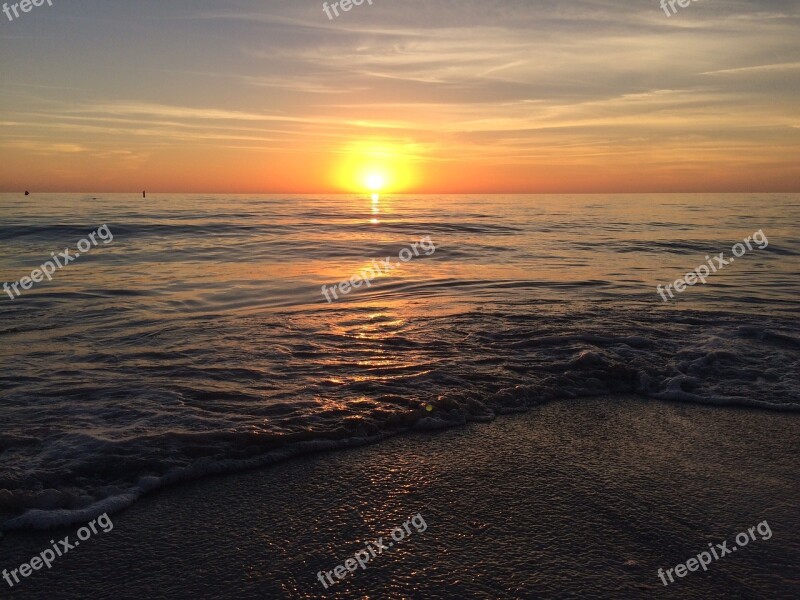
[701,61,800,75]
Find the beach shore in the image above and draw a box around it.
[1,394,797,599]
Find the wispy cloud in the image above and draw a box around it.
[701,61,800,75]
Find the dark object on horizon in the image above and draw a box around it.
[143,190,146,198]
[25,190,29,196]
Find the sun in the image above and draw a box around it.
[333,141,417,193]
[365,173,385,191]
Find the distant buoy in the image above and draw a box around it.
[24,190,29,196]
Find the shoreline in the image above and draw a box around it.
[1,394,798,599]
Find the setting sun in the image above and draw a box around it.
[332,141,418,193]
[365,173,385,191]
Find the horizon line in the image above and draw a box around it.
[2,189,799,195]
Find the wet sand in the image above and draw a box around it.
[1,395,798,599]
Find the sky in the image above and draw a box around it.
[1,0,798,193]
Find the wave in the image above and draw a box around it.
[2,305,798,531]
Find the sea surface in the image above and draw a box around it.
[1,193,798,530]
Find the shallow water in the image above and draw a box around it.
[1,193,798,529]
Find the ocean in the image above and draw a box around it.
[1,193,798,531]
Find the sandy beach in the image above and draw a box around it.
[1,395,797,599]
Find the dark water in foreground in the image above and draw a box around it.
[1,193,798,530]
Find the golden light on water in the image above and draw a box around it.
[371,191,380,224]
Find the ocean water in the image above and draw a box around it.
[1,193,798,530]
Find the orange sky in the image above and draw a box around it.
[1,1,798,193]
